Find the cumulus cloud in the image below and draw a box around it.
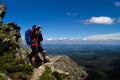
[66,12,77,16]
[82,16,115,24]
[82,32,120,40]
[114,1,120,7]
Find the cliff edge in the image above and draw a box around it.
[31,55,88,80]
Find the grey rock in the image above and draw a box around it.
[43,55,88,80]
[0,2,6,25]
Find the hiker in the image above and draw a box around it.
[30,25,48,66]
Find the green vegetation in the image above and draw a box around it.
[0,75,5,80]
[39,66,69,80]
[0,45,33,80]
[0,22,33,80]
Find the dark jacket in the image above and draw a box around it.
[38,31,43,42]
[30,29,43,46]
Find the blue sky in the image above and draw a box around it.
[1,0,120,44]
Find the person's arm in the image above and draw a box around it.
[37,27,43,42]
[38,31,43,42]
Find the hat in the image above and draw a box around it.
[37,25,41,27]
[37,25,42,29]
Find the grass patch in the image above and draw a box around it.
[39,66,55,80]
[39,66,69,80]
[0,46,33,80]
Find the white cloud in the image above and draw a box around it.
[47,38,59,41]
[47,38,55,41]
[47,32,120,41]
[82,16,114,24]
[66,12,77,16]
[46,38,81,41]
[82,32,120,40]
[114,1,120,7]
[44,33,120,44]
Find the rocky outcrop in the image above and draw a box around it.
[0,22,33,80]
[0,22,27,59]
[0,2,6,25]
[0,3,32,79]
[0,2,33,80]
[31,55,88,80]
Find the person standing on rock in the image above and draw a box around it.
[30,25,48,66]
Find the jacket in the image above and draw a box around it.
[30,29,39,46]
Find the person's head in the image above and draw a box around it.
[36,25,42,31]
[36,25,41,28]
[32,25,37,30]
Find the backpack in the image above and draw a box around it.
[25,29,33,45]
